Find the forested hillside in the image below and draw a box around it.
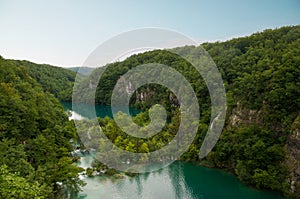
[0,57,84,198]
[199,26,300,197]
[0,25,299,198]
[74,25,300,197]
[7,59,77,101]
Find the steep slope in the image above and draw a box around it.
[9,59,77,101]
[198,25,300,197]
[1,25,299,198]
[74,25,300,197]
[0,56,84,198]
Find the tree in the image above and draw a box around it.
[0,165,49,199]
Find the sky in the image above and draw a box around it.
[0,0,299,67]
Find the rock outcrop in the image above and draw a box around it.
[285,116,300,197]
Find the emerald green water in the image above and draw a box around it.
[62,102,288,199]
[76,154,287,199]
[61,102,141,119]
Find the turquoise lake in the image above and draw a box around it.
[62,102,289,199]
[75,154,287,199]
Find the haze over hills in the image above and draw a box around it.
[67,67,95,76]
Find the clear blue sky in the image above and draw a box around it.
[0,0,299,67]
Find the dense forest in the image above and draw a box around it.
[6,59,77,101]
[73,25,300,198]
[0,25,299,198]
[200,26,300,196]
[0,57,84,198]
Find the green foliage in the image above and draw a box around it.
[207,125,288,191]
[0,165,49,199]
[203,26,300,126]
[74,49,209,116]
[0,58,84,198]
[199,26,299,193]
[75,25,299,195]
[86,168,94,177]
[9,59,77,101]
[1,25,300,197]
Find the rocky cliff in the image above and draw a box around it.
[285,116,300,196]
[228,103,300,198]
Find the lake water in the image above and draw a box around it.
[75,154,287,199]
[62,102,288,199]
[61,102,141,119]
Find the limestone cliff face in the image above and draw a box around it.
[228,102,263,127]
[118,78,152,102]
[285,116,300,196]
[228,103,300,198]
